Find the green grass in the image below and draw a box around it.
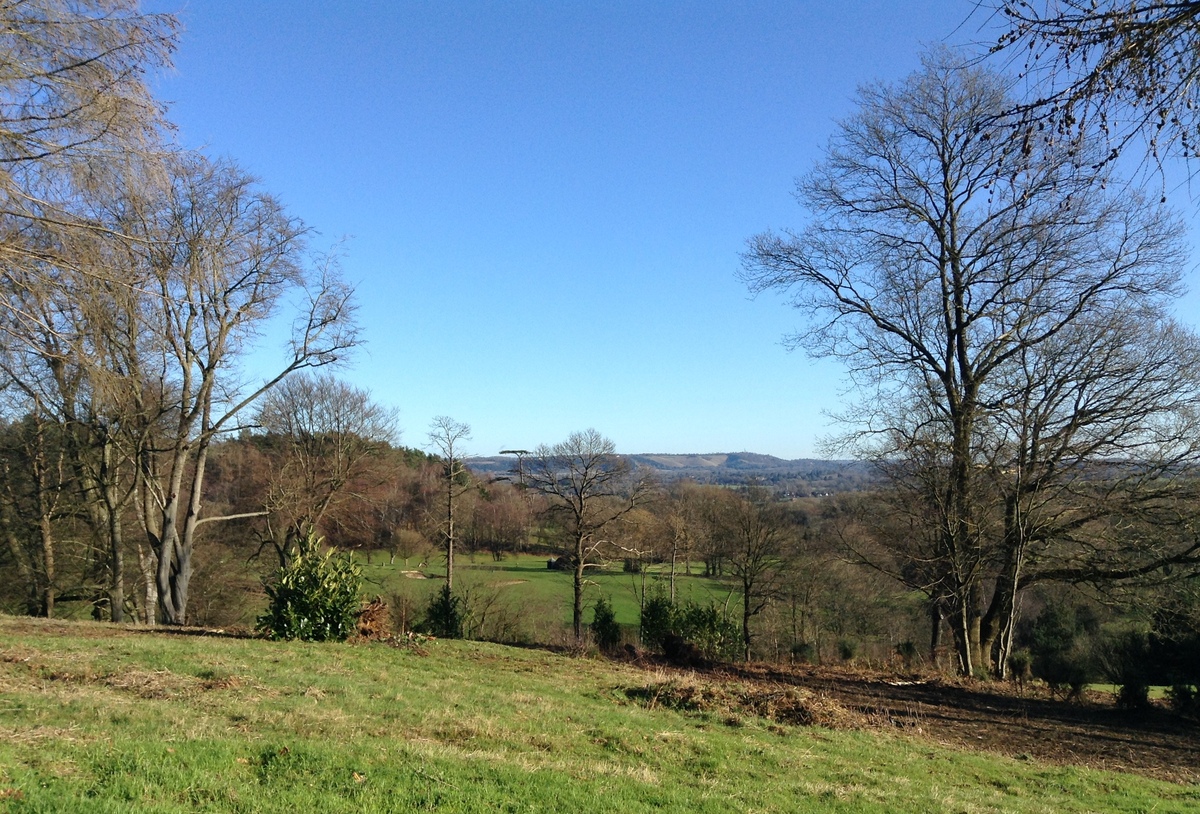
[361,552,735,630]
[0,615,1197,812]
[1087,683,1170,700]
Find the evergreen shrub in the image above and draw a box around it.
[257,530,362,642]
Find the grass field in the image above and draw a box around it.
[1,615,1197,812]
[361,552,736,633]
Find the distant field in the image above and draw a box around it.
[361,552,736,632]
[1,615,1197,812]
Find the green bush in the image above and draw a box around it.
[675,602,741,661]
[639,593,741,662]
[640,593,675,650]
[1147,586,1200,717]
[1008,648,1033,684]
[257,531,362,642]
[420,584,463,639]
[1028,603,1095,698]
[1097,628,1153,710]
[590,596,621,652]
[837,639,858,663]
[791,641,817,664]
[895,640,918,668]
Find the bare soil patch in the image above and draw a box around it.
[636,660,1200,784]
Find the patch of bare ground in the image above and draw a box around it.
[628,659,1199,784]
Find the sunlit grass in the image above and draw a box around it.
[0,615,1196,812]
[361,551,735,630]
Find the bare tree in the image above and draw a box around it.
[741,50,1198,676]
[0,407,69,616]
[712,486,795,661]
[0,157,165,624]
[255,373,398,565]
[426,416,472,588]
[0,1,175,168]
[461,480,530,561]
[990,1,1200,168]
[128,154,358,625]
[0,1,177,341]
[527,429,654,640]
[975,307,1200,675]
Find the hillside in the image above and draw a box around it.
[466,453,879,492]
[0,616,1197,812]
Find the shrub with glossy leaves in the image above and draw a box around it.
[640,593,741,662]
[257,531,362,642]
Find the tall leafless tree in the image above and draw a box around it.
[0,0,177,340]
[527,429,654,640]
[426,415,471,589]
[126,154,359,625]
[712,486,794,661]
[255,373,398,566]
[0,1,176,622]
[741,50,1200,676]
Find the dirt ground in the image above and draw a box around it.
[685,661,1200,785]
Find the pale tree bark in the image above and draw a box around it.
[125,154,359,625]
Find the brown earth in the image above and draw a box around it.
[638,659,1200,785]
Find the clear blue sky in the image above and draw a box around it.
[148,2,1197,459]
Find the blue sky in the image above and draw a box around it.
[149,2,1197,459]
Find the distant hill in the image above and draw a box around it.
[465,452,878,494]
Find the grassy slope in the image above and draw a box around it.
[1,617,1197,813]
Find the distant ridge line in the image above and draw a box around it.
[464,452,876,492]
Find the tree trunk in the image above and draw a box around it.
[573,533,585,640]
[153,436,193,625]
[108,510,125,624]
[99,437,127,624]
[445,474,455,590]
[36,504,55,618]
[742,588,752,662]
[929,598,943,663]
[982,511,1027,679]
[669,533,678,603]
[136,540,157,625]
[0,500,39,615]
[32,419,56,618]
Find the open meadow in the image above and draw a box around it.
[1,615,1197,813]
[361,552,737,640]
